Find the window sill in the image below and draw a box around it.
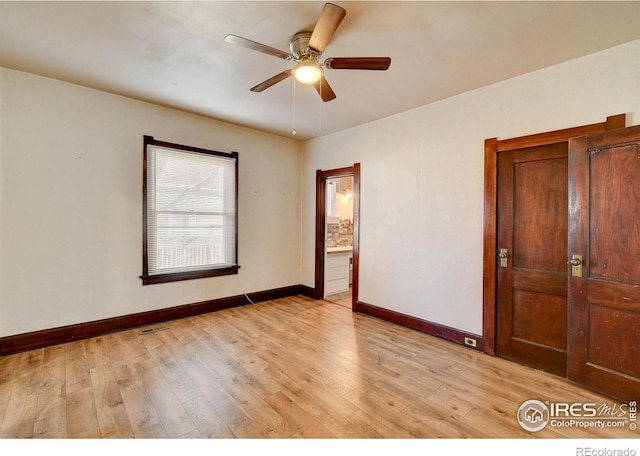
[141,265,241,285]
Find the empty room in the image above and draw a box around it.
[1,1,639,450]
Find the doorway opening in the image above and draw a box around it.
[314,164,360,310]
[325,175,354,307]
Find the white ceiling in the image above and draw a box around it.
[2,1,640,141]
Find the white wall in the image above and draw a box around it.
[301,39,640,335]
[3,39,639,341]
[0,68,302,337]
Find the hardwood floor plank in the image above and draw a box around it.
[153,328,217,388]
[182,394,235,438]
[117,329,153,361]
[32,388,66,438]
[255,348,358,417]
[84,336,113,370]
[1,350,47,438]
[133,356,197,438]
[33,346,67,438]
[182,323,306,438]
[144,341,202,404]
[89,365,135,438]
[342,385,410,419]
[199,380,269,438]
[347,408,415,438]
[263,366,374,438]
[64,343,92,395]
[217,377,299,438]
[112,360,144,393]
[0,352,22,434]
[65,387,101,438]
[263,390,337,438]
[119,385,168,438]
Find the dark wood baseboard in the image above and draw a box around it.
[355,300,484,352]
[0,285,304,356]
[1,287,484,356]
[298,285,316,299]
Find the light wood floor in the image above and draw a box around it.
[325,288,352,308]
[0,295,635,439]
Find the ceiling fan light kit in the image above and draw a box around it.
[225,2,391,102]
[294,60,323,84]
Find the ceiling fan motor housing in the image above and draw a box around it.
[290,31,316,61]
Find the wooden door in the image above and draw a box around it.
[568,125,640,402]
[496,143,569,376]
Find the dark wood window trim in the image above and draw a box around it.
[482,114,625,356]
[141,135,240,285]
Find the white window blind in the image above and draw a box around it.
[145,142,237,279]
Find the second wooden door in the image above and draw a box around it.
[567,125,640,401]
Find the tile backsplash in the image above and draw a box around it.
[326,219,353,247]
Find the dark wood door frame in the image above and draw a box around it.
[482,114,625,356]
[314,164,360,309]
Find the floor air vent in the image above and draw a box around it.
[138,326,169,335]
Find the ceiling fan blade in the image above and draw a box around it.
[250,70,293,92]
[313,76,337,102]
[308,3,346,54]
[324,57,391,70]
[224,34,293,61]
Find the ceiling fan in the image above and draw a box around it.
[224,2,391,102]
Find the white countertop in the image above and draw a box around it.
[327,246,353,254]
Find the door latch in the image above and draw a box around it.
[499,248,508,268]
[569,254,582,277]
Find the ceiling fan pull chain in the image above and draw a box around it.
[292,78,297,136]
[318,78,323,133]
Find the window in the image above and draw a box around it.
[141,136,239,285]
[326,179,337,217]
